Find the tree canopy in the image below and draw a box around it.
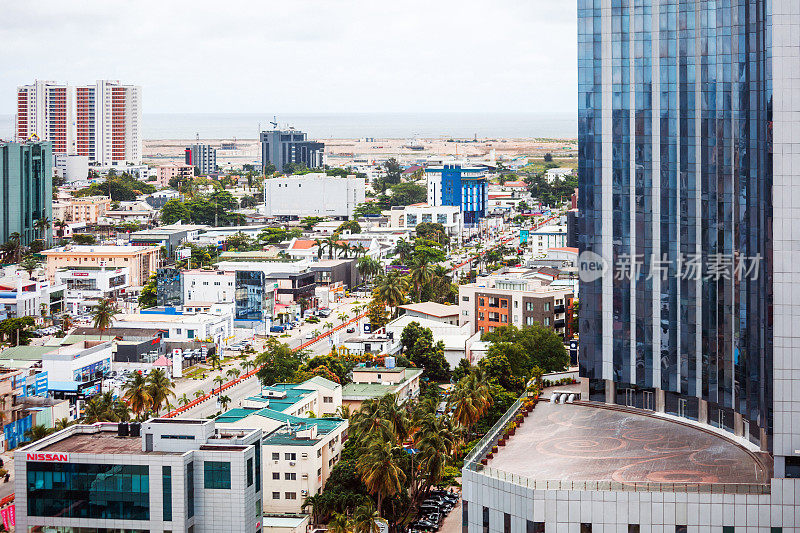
[75,172,156,201]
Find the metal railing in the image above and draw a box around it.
[462,397,771,495]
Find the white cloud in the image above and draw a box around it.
[1,0,577,114]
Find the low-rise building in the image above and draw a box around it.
[527,224,568,255]
[42,244,161,287]
[0,276,46,318]
[342,366,422,411]
[54,266,129,314]
[386,315,482,367]
[459,274,574,337]
[15,418,263,533]
[386,204,462,237]
[113,308,234,346]
[397,302,459,325]
[156,162,194,187]
[129,223,208,255]
[52,195,112,225]
[182,269,236,304]
[262,174,366,219]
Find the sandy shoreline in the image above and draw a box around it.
[144,137,577,166]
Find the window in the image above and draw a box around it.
[186,461,195,518]
[504,513,511,533]
[162,466,172,521]
[188,329,195,339]
[285,472,296,480]
[526,522,545,533]
[272,452,280,460]
[247,458,253,487]
[462,501,469,533]
[462,296,469,301]
[543,317,550,326]
[479,298,485,306]
[324,396,333,403]
[272,492,280,499]
[629,527,640,533]
[285,453,296,461]
[317,468,322,476]
[273,472,280,480]
[203,461,231,489]
[786,457,800,478]
[255,442,261,493]
[580,525,592,533]
[161,434,195,440]
[544,302,550,311]
[482,507,489,533]
[285,492,297,500]
[514,301,518,308]
[675,527,687,533]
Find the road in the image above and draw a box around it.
[168,297,366,419]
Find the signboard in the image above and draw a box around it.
[520,229,529,245]
[26,452,69,462]
[172,349,183,379]
[177,248,192,259]
[0,505,15,529]
[72,272,89,277]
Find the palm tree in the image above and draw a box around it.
[213,375,225,393]
[375,271,409,317]
[206,351,221,371]
[24,424,53,443]
[335,405,351,420]
[2,232,23,263]
[194,389,205,398]
[409,259,434,302]
[313,238,327,260]
[394,238,413,265]
[448,369,493,439]
[356,439,406,516]
[54,219,67,239]
[34,216,51,244]
[54,417,72,431]
[177,393,191,406]
[302,494,328,526]
[226,368,241,380]
[20,255,40,278]
[323,321,334,332]
[91,298,119,339]
[311,329,321,338]
[414,411,456,494]
[337,312,349,323]
[327,512,352,533]
[352,501,382,533]
[122,372,152,420]
[146,368,175,415]
[357,257,382,283]
[240,360,254,374]
[323,236,338,259]
[218,395,231,411]
[60,313,73,332]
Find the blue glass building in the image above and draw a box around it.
[578,0,775,449]
[425,163,488,226]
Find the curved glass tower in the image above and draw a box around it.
[578,0,774,449]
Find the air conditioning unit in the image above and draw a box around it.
[302,474,308,479]
[301,453,308,460]
[301,490,308,496]
[289,461,296,466]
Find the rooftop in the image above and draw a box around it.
[399,302,459,318]
[485,401,771,488]
[40,430,169,455]
[42,245,160,255]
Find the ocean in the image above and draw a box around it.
[0,112,577,141]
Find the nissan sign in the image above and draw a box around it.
[27,452,69,462]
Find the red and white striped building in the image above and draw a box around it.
[15,79,142,165]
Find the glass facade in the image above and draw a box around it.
[156,267,182,307]
[162,465,172,522]
[579,0,773,446]
[186,460,194,518]
[235,271,265,321]
[203,460,231,489]
[27,462,149,520]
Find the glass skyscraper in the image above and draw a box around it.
[578,0,778,450]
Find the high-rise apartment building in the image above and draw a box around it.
[15,79,142,165]
[260,129,324,173]
[462,1,799,530]
[185,143,217,175]
[0,141,53,245]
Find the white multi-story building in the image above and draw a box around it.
[111,310,234,346]
[40,340,112,383]
[182,269,235,304]
[16,79,142,164]
[15,419,263,533]
[262,174,366,219]
[54,266,129,315]
[386,204,462,238]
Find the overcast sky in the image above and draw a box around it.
[1,0,577,115]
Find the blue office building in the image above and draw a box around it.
[425,163,487,226]
[0,140,53,245]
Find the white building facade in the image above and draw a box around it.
[262,174,366,219]
[15,419,263,533]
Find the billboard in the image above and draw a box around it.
[520,229,529,245]
[156,268,182,307]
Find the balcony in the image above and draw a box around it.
[554,304,565,313]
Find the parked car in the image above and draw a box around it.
[305,332,314,340]
[346,327,355,333]
[270,325,285,333]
